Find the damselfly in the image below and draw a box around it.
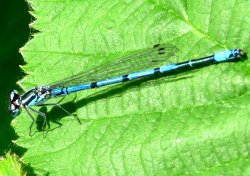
[9,44,246,135]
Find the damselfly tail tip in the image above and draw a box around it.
[239,49,247,57]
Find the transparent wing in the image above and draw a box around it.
[49,44,179,88]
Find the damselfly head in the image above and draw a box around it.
[9,90,22,117]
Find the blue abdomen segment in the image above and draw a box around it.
[159,64,177,73]
[97,76,125,86]
[214,49,241,62]
[50,48,245,96]
[50,67,174,95]
[51,84,92,96]
[127,69,155,80]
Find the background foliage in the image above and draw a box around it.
[0,153,24,176]
[12,0,250,175]
[0,0,30,156]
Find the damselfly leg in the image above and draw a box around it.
[23,97,81,136]
[37,98,81,124]
[23,105,47,136]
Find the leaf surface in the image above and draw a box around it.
[14,0,250,175]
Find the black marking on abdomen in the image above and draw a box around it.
[122,75,129,81]
[154,67,160,74]
[90,82,98,88]
[61,88,65,95]
[54,88,65,96]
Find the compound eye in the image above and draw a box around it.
[9,104,21,117]
[10,90,20,103]
[9,90,21,117]
[11,109,21,117]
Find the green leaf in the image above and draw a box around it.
[13,0,250,175]
[0,153,24,176]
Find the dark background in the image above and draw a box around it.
[0,0,31,156]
